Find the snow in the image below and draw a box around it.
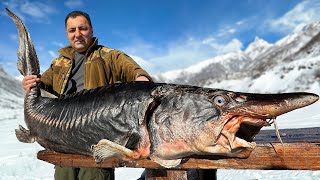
[154,51,249,83]
[245,37,272,60]
[275,32,299,47]
[182,52,246,74]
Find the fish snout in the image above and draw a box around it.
[228,92,319,118]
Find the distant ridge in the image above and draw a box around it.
[153,22,320,94]
[0,66,24,109]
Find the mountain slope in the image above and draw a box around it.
[153,22,320,94]
[155,52,252,86]
[0,66,24,110]
[244,37,272,60]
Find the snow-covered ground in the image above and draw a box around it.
[0,95,319,179]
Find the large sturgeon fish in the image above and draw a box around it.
[6,8,319,168]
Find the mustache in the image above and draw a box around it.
[74,39,85,43]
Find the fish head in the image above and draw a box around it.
[149,85,319,167]
[202,90,319,158]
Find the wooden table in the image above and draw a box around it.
[37,127,320,179]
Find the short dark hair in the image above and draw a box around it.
[65,11,92,28]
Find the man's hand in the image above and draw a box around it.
[22,75,40,93]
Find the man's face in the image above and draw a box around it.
[66,16,93,53]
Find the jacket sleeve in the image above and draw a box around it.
[104,50,153,82]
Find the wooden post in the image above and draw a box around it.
[144,169,217,180]
[145,169,187,180]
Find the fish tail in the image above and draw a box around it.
[6,8,40,76]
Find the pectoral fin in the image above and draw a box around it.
[91,139,140,163]
[15,125,36,143]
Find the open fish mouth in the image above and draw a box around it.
[219,115,275,152]
[214,91,319,154]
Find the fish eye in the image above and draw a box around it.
[213,95,227,106]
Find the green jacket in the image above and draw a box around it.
[41,38,152,95]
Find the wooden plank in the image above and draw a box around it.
[37,142,320,170]
[255,127,320,143]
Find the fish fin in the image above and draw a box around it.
[150,155,181,168]
[91,139,140,163]
[40,89,58,98]
[6,8,40,76]
[15,125,36,143]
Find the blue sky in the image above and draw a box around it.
[1,0,320,78]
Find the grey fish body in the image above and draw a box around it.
[25,82,161,155]
[6,8,319,168]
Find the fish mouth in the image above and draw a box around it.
[219,115,273,152]
[217,92,319,153]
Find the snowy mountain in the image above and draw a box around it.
[152,21,320,136]
[0,66,24,112]
[153,22,320,95]
[244,36,272,60]
[155,52,251,85]
[245,22,320,81]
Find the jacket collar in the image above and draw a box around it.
[58,37,98,59]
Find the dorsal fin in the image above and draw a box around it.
[5,8,40,76]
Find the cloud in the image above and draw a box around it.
[120,39,156,59]
[215,18,255,38]
[202,37,243,54]
[64,0,84,9]
[129,55,154,72]
[0,43,17,62]
[269,0,320,33]
[48,50,58,58]
[2,0,56,23]
[115,17,247,75]
[236,20,244,25]
[217,26,237,37]
[20,2,55,19]
[52,41,65,48]
[15,74,23,81]
[9,34,17,41]
[122,35,243,75]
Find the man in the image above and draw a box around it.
[22,10,151,180]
